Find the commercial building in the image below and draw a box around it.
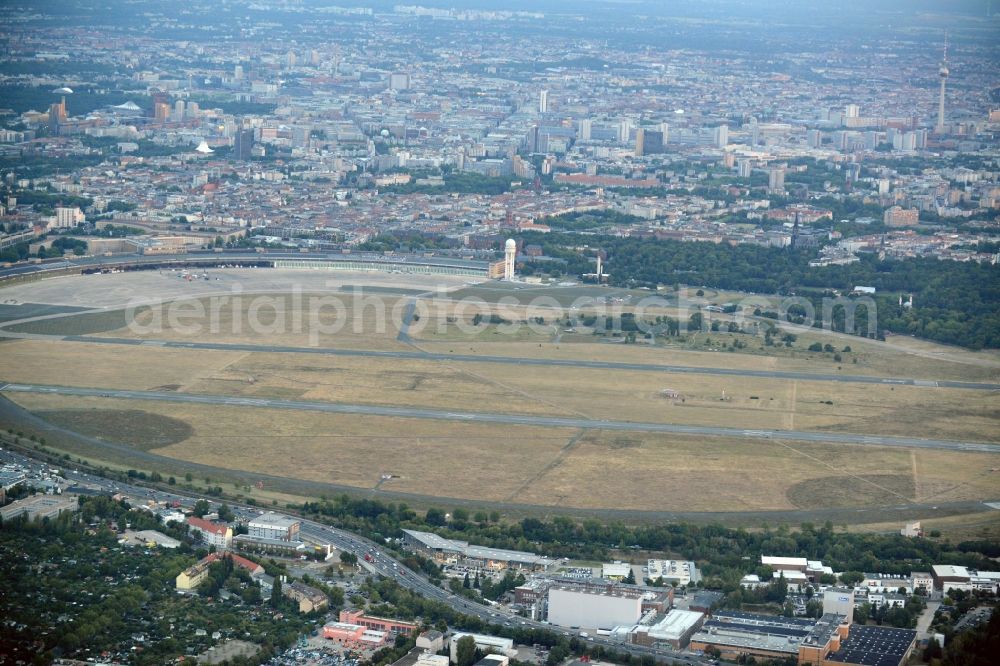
[633,609,705,649]
[689,611,833,663]
[635,129,665,156]
[824,625,916,666]
[761,555,831,582]
[187,516,233,550]
[323,621,388,648]
[930,565,1000,594]
[861,574,911,594]
[823,589,855,624]
[690,610,914,666]
[547,585,645,630]
[448,633,515,663]
[402,529,554,571]
[0,494,77,522]
[233,532,307,556]
[911,572,933,594]
[125,529,181,549]
[602,562,632,580]
[646,560,701,586]
[248,512,301,541]
[339,609,418,636]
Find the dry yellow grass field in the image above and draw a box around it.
[513,431,1000,512]
[6,392,573,503]
[8,392,999,514]
[0,339,248,390]
[4,338,997,444]
[5,272,998,526]
[412,333,1000,382]
[96,293,413,351]
[182,353,579,417]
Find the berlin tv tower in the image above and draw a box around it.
[936,34,949,133]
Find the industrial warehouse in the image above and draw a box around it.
[687,610,917,666]
[401,529,556,571]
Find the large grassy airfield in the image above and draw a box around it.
[1,268,998,533]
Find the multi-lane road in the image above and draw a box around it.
[0,445,704,665]
[1,381,995,453]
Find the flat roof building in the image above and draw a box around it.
[547,585,645,630]
[646,559,701,586]
[824,625,916,666]
[639,609,705,648]
[689,611,824,663]
[248,511,300,541]
[323,621,388,648]
[127,529,181,549]
[340,609,419,635]
[449,633,514,663]
[603,562,632,580]
[402,529,554,571]
[0,494,77,522]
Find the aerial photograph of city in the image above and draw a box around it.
[0,0,998,664]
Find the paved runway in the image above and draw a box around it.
[2,381,996,453]
[22,334,995,391]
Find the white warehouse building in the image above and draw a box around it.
[449,633,515,663]
[547,585,644,630]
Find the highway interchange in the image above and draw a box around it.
[1,381,996,453]
[0,445,706,666]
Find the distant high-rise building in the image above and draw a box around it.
[768,167,785,194]
[186,101,200,119]
[389,72,411,90]
[154,102,170,123]
[659,122,670,144]
[713,124,728,148]
[806,129,822,148]
[234,128,255,160]
[936,35,949,133]
[635,129,665,156]
[286,50,297,68]
[150,90,170,118]
[234,64,244,80]
[292,126,311,149]
[539,90,549,114]
[54,206,84,228]
[48,97,67,132]
[737,159,752,178]
[748,117,759,147]
[619,118,633,144]
[172,100,185,122]
[577,118,592,141]
[844,104,860,119]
